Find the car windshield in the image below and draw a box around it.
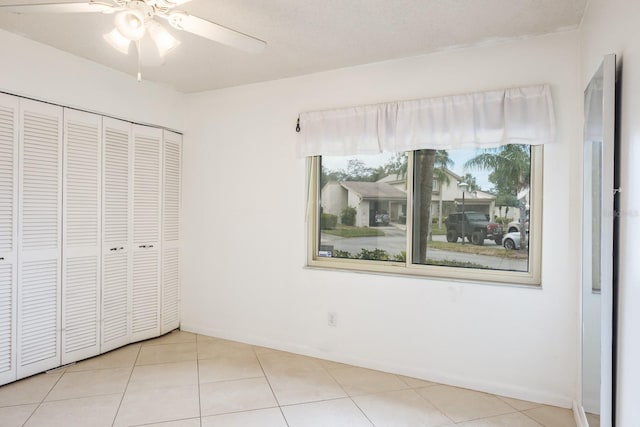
[465,213,487,221]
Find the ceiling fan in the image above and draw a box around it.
[0,0,266,78]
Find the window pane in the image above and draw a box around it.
[319,153,407,262]
[412,146,531,272]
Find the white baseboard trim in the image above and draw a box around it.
[180,322,574,409]
[573,400,589,427]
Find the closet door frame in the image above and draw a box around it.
[0,94,19,385]
[161,130,182,334]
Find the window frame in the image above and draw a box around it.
[306,146,543,286]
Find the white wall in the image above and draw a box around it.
[182,32,582,407]
[581,1,640,424]
[0,29,185,131]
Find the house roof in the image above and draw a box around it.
[340,181,407,201]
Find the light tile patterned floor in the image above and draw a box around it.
[0,330,578,427]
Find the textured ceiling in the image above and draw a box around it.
[0,0,587,93]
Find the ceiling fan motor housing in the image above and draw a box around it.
[114,1,154,41]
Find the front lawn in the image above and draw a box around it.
[323,226,386,238]
[427,241,528,259]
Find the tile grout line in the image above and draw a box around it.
[19,371,66,427]
[110,343,142,427]
[400,383,457,425]
[519,409,548,427]
[319,359,377,427]
[195,334,203,427]
[251,345,290,427]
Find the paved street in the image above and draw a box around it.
[320,226,528,271]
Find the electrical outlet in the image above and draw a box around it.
[327,312,337,327]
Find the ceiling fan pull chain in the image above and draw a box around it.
[296,116,301,132]
[136,40,142,82]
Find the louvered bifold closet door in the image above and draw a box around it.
[17,100,63,379]
[131,125,162,342]
[62,109,101,364]
[101,118,132,352]
[0,94,19,386]
[161,131,181,334]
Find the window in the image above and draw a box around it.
[308,145,542,285]
[300,85,553,285]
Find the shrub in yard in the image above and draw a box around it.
[358,248,389,261]
[333,250,352,258]
[340,206,357,226]
[393,251,406,262]
[321,213,338,229]
[494,216,511,225]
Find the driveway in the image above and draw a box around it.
[320,228,528,271]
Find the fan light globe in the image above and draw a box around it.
[103,28,131,54]
[147,21,180,57]
[115,8,146,41]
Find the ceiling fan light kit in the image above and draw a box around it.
[0,0,267,81]
[147,20,180,57]
[113,6,146,41]
[103,27,132,54]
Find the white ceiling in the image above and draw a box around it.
[0,0,587,93]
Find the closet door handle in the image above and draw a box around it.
[138,244,154,249]
[0,257,4,261]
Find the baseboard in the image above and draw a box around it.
[180,322,574,408]
[573,400,589,427]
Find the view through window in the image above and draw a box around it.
[317,145,532,274]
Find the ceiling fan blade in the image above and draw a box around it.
[0,1,116,14]
[156,0,192,7]
[167,12,266,54]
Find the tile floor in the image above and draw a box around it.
[0,330,578,427]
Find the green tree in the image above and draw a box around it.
[414,150,436,263]
[433,150,453,228]
[461,173,481,192]
[433,150,453,186]
[384,152,408,179]
[465,144,530,242]
[464,145,530,194]
[344,159,374,181]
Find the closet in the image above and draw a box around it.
[0,93,182,386]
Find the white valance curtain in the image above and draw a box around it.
[296,84,556,157]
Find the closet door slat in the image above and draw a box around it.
[131,125,161,342]
[101,117,132,352]
[17,99,62,379]
[62,109,102,364]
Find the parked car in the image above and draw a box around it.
[374,211,390,226]
[444,211,503,245]
[507,219,529,233]
[502,231,528,250]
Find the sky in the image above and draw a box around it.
[322,149,493,191]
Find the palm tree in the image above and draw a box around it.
[465,144,530,244]
[414,150,436,263]
[433,150,453,228]
[461,173,480,192]
[464,145,530,194]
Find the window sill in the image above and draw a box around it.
[305,257,541,287]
